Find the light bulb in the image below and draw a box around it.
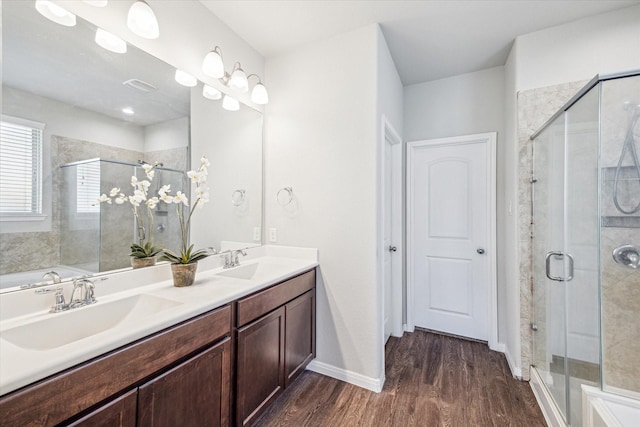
[127,0,159,39]
[202,48,224,79]
[251,83,269,105]
[95,28,127,54]
[83,0,108,6]
[222,95,240,111]
[122,107,135,115]
[35,0,76,27]
[229,65,248,92]
[174,70,197,87]
[202,85,222,100]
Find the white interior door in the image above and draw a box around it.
[408,134,494,341]
[383,137,393,343]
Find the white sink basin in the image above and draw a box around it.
[2,294,182,351]
[215,261,289,281]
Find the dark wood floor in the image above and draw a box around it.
[255,330,546,426]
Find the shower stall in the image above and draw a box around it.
[530,72,640,426]
[60,159,186,273]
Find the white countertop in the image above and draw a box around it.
[0,246,318,396]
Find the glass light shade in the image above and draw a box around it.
[222,95,240,111]
[35,0,76,27]
[202,85,222,100]
[251,83,269,105]
[127,0,159,39]
[95,29,127,54]
[174,70,197,87]
[83,0,108,6]
[202,50,225,79]
[229,67,249,92]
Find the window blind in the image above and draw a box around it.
[76,161,101,213]
[0,117,44,215]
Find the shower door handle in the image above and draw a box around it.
[545,251,574,282]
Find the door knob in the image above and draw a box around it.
[388,246,397,252]
[477,248,485,254]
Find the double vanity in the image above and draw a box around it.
[0,246,318,426]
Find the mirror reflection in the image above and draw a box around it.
[1,1,263,292]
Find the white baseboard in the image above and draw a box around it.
[403,323,414,333]
[492,342,506,353]
[530,367,566,427]
[306,360,384,393]
[502,344,523,379]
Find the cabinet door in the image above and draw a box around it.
[236,307,285,427]
[138,338,231,427]
[285,289,316,387]
[67,389,137,427]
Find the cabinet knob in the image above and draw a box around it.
[477,248,485,254]
[388,246,397,252]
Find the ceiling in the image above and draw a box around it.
[200,0,639,85]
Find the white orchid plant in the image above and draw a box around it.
[159,156,211,265]
[97,163,163,259]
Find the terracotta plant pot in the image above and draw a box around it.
[131,256,156,269]
[171,262,198,287]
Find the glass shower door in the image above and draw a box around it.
[532,86,601,426]
[533,114,568,421]
[563,86,601,426]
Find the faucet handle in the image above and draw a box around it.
[36,287,67,313]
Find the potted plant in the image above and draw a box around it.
[159,157,211,287]
[97,163,162,268]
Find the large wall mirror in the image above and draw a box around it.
[0,1,263,292]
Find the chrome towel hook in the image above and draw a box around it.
[231,189,245,206]
[277,187,294,206]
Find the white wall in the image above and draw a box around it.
[403,67,504,141]
[264,24,382,389]
[144,117,189,152]
[514,5,640,91]
[501,4,640,377]
[375,25,404,382]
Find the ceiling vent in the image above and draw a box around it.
[123,78,157,93]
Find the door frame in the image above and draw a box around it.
[379,115,404,343]
[406,132,498,350]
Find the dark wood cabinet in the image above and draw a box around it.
[235,270,316,427]
[285,290,315,387]
[67,390,137,427]
[236,308,285,427]
[0,269,316,427]
[138,338,231,427]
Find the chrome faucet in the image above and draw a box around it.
[42,271,61,284]
[68,278,97,308]
[36,277,105,313]
[221,249,247,269]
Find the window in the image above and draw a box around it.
[76,161,100,214]
[0,116,44,216]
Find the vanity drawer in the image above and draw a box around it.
[237,269,315,327]
[0,304,231,427]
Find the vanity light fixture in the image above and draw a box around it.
[35,0,77,27]
[247,74,269,105]
[228,63,249,93]
[82,0,108,6]
[202,46,225,79]
[202,85,222,100]
[174,70,197,87]
[127,0,159,39]
[222,95,240,111]
[122,107,135,115]
[95,28,127,54]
